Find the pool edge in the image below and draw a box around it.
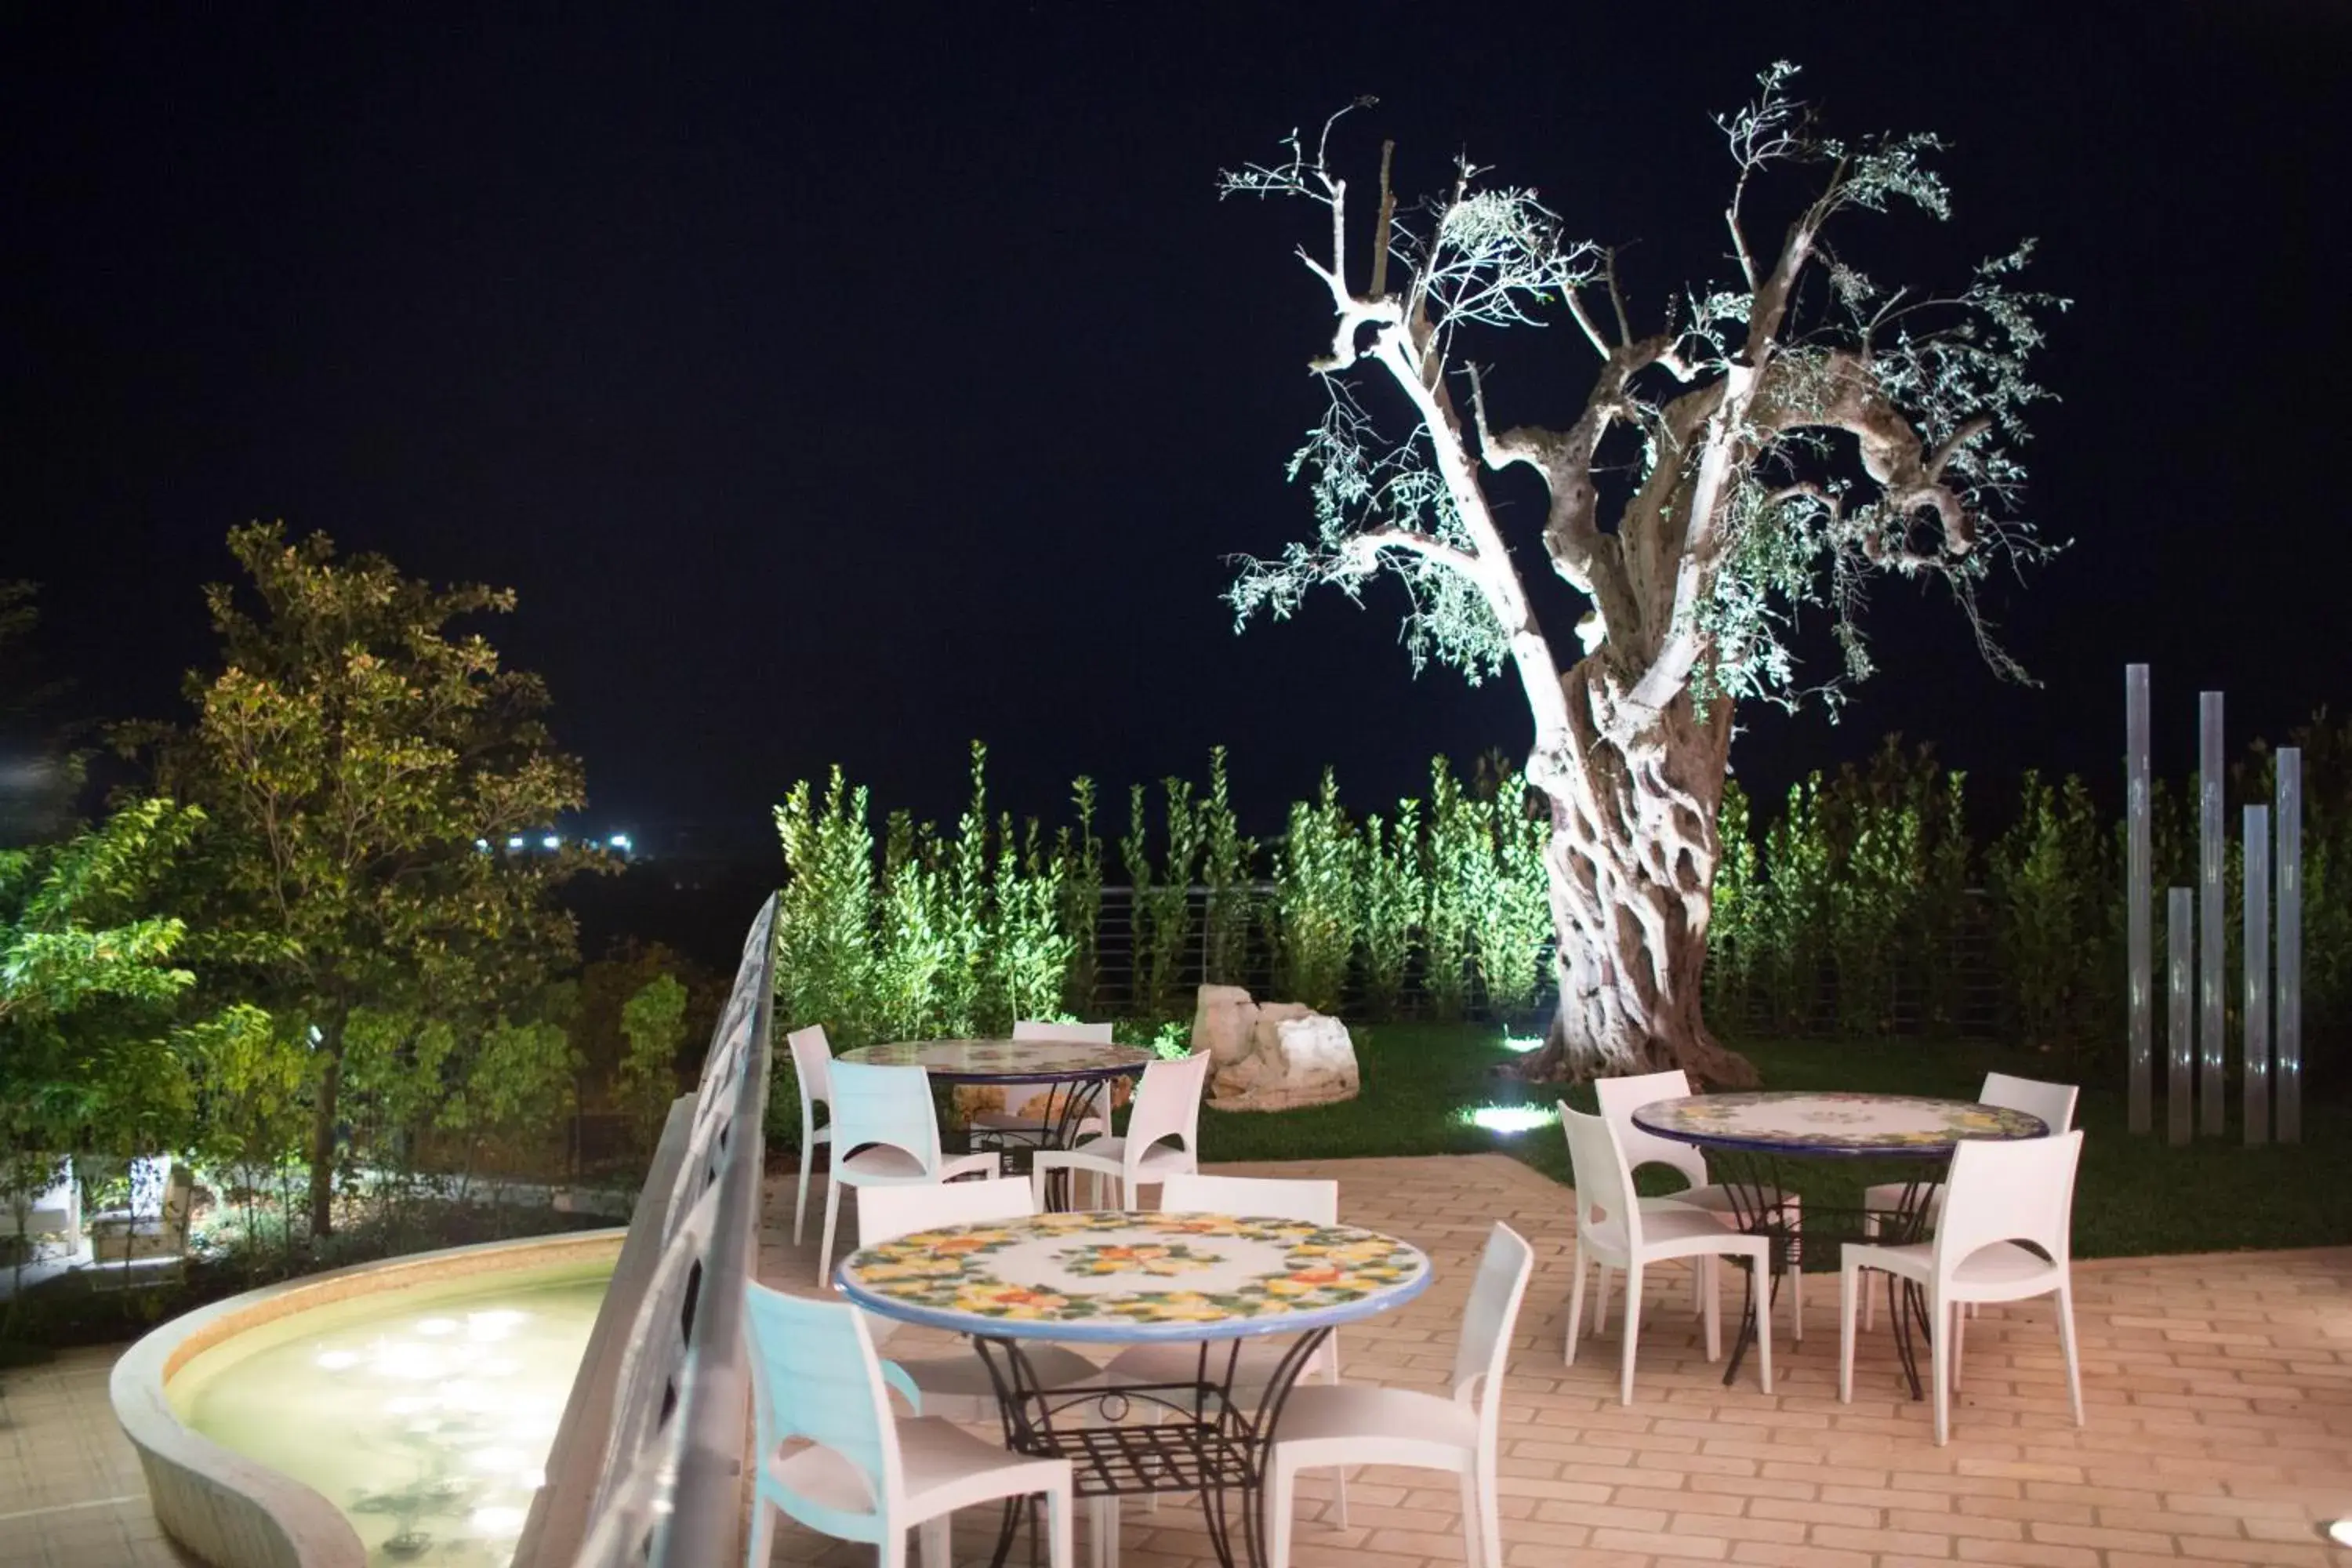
[111,1228,626,1568]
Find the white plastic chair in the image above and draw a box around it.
[1594,1069,1804,1341]
[1860,1073,2078,1330]
[1838,1128,2086,1445]
[855,1178,1102,1422]
[968,1020,1114,1150]
[743,1279,1075,1568]
[1101,1174,1350,1530]
[1263,1222,1534,1568]
[1560,1103,1773,1403]
[1029,1050,1207,1212]
[788,1025,836,1247]
[818,1060,999,1284]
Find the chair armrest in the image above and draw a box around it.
[880,1359,924,1414]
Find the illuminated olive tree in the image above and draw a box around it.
[1226,67,2061,1083]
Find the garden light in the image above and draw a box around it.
[506,835,524,850]
[541,834,560,851]
[1465,1105,1555,1135]
[1500,1033,1544,1054]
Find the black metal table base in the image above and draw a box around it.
[970,1328,1333,1568]
[948,1073,1121,1210]
[1704,1149,1951,1400]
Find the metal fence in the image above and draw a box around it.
[518,895,777,1568]
[1085,884,2012,1037]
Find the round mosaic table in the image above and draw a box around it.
[1628,1091,2049,1397]
[839,1210,1432,1568]
[838,1038,1156,1203]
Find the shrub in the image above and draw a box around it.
[1275,770,1355,1013]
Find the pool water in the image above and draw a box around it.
[169,1261,612,1567]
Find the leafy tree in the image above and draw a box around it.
[126,523,590,1236]
[1225,67,2060,1082]
[0,799,218,1282]
[615,972,689,1152]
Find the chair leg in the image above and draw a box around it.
[881,1526,907,1568]
[921,1513,951,1568]
[1267,1453,1297,1568]
[746,1496,773,1568]
[1837,1264,1858,1403]
[1752,1250,1773,1394]
[1592,1265,1610,1335]
[1690,1258,1705,1319]
[1788,1254,1804,1343]
[818,1178,843,1287]
[794,1134,815,1247]
[1457,1471,1484,1568]
[1860,1213,1878,1330]
[1563,1243,1587,1366]
[1700,1257,1722,1363]
[2056,1282,2085,1427]
[1618,1261,1644,1406]
[1088,1495,1118,1568]
[1929,1290,1952,1446]
[1047,1483,1074,1568]
[1951,1301,1966,1393]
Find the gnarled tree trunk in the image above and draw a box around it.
[1523,665,1757,1087]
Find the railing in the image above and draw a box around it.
[516,895,777,1568]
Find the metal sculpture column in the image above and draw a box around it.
[2125,665,2153,1134]
[2198,694,2226,1138]
[2277,746,2303,1144]
[2167,887,2194,1146]
[2243,804,2270,1145]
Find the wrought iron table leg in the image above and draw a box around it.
[971,1325,1334,1568]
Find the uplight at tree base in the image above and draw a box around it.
[1500,1033,1544,1054]
[1465,1105,1556,1135]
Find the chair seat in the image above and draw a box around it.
[1267,1384,1477,1466]
[895,1344,1100,1408]
[768,1414,1069,1520]
[840,1146,999,1184]
[1603,1202,1768,1254]
[1102,1333,1333,1391]
[1036,1137,1191,1177]
[1860,1178,1947,1221]
[1646,1184,1798,1225]
[1844,1239,2060,1298]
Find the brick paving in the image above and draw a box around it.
[3,1151,2345,1567]
[754,1153,2352,1568]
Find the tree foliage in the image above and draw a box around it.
[125,523,591,1236]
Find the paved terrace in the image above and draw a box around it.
[753,1153,2352,1568]
[2,1152,2345,1568]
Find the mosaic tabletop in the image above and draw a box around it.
[837,1037,1158,1083]
[1630,1091,2049,1157]
[836,1210,1432,1342]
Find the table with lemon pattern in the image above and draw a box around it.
[835,1209,1432,1343]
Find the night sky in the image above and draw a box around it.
[7,4,2346,857]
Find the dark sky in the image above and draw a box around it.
[6,4,2346,856]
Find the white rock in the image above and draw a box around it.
[1207,993,1359,1112]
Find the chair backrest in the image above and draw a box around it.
[1127,1050,1210,1160]
[857,1176,1036,1249]
[742,1282,901,1530]
[1011,1019,1116,1044]
[1979,1072,2078,1134]
[1559,1103,1642,1255]
[788,1025,835,1108]
[1592,1069,1710,1190]
[1450,1221,1536,1460]
[1933,1129,2085,1276]
[826,1061,945,1173]
[1158,1173,1338,1225]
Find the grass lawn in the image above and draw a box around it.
[1192,1023,2352,1261]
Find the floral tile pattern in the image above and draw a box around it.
[837,1037,1157,1082]
[838,1210,1428,1334]
[1632,1091,2048,1152]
